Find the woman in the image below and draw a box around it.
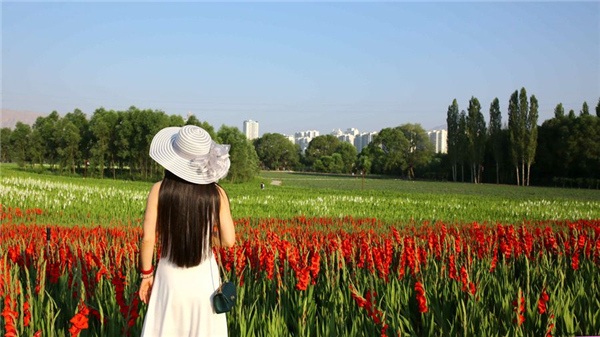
[138,125,236,336]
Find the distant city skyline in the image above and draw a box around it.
[2,2,598,135]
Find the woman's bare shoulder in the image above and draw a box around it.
[215,184,229,198]
[149,181,162,197]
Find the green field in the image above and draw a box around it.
[1,164,599,224]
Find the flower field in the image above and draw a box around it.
[1,166,600,336]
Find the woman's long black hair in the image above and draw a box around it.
[157,170,222,268]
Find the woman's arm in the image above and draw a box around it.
[213,185,236,247]
[139,181,161,272]
[138,181,161,304]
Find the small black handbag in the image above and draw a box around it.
[213,225,236,314]
[213,281,236,314]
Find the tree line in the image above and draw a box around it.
[2,91,599,187]
[254,123,434,180]
[1,107,259,183]
[446,88,600,187]
[253,88,599,188]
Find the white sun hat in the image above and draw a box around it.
[149,125,231,184]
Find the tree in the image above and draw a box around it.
[55,118,81,174]
[315,154,344,173]
[169,115,185,127]
[10,122,32,167]
[89,108,115,179]
[573,114,599,180]
[304,135,341,166]
[115,111,134,174]
[524,95,539,186]
[446,99,460,182]
[28,128,45,171]
[363,127,409,175]
[508,88,538,186]
[489,98,502,184]
[64,109,90,167]
[1,128,12,162]
[30,117,47,168]
[144,110,170,179]
[554,103,564,118]
[32,111,60,169]
[313,159,326,172]
[568,109,576,119]
[217,125,259,183]
[457,111,468,182]
[334,142,357,173]
[518,88,529,185]
[508,90,525,186]
[355,154,372,175]
[254,133,299,170]
[580,101,590,116]
[536,110,600,186]
[466,97,486,183]
[596,98,600,118]
[398,124,433,179]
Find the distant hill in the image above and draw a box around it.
[1,109,47,129]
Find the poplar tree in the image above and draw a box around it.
[457,110,468,182]
[596,98,600,118]
[488,98,502,184]
[518,88,529,185]
[554,103,565,118]
[446,99,460,182]
[525,95,539,186]
[467,97,486,183]
[508,90,524,186]
[580,101,590,116]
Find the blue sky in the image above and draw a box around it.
[2,2,599,135]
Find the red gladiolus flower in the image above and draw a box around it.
[1,296,17,337]
[546,315,555,337]
[415,281,428,313]
[571,253,580,270]
[69,303,90,337]
[538,289,549,314]
[512,291,526,327]
[460,266,469,292]
[23,300,31,327]
[448,254,457,280]
[295,268,310,291]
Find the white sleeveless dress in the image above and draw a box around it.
[140,253,228,337]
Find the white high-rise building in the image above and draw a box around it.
[283,134,294,143]
[243,120,259,140]
[293,130,320,153]
[346,128,360,137]
[355,132,378,153]
[334,128,362,148]
[427,130,448,154]
[338,134,355,146]
[330,129,343,137]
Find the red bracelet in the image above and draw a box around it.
[140,266,154,275]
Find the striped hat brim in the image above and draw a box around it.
[149,127,230,184]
